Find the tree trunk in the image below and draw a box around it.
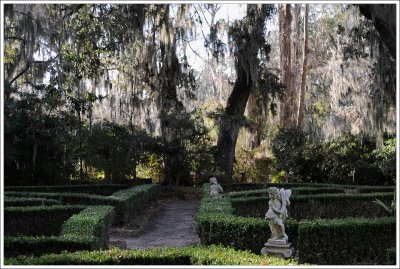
[358,4,396,59]
[216,65,253,191]
[279,4,294,128]
[297,4,309,128]
[216,4,270,191]
[157,5,190,186]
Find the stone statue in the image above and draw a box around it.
[261,187,293,258]
[209,176,223,197]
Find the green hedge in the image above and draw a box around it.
[231,183,396,192]
[196,184,397,265]
[5,184,161,224]
[108,183,160,223]
[4,206,115,257]
[4,236,93,258]
[297,217,396,265]
[4,245,302,265]
[4,191,61,199]
[231,192,394,219]
[61,206,115,249]
[4,184,129,195]
[386,248,396,265]
[195,184,298,253]
[4,197,61,207]
[4,205,85,236]
[229,187,345,198]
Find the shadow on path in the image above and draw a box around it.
[109,200,200,249]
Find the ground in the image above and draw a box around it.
[109,188,201,249]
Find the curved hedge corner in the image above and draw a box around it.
[4,245,303,265]
[4,206,115,258]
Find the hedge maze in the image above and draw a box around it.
[195,183,396,265]
[3,183,160,258]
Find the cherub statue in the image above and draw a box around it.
[265,187,292,241]
[209,176,223,197]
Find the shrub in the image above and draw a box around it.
[4,206,115,257]
[108,183,160,223]
[231,192,395,219]
[271,129,390,185]
[4,184,129,195]
[4,205,85,236]
[4,245,303,265]
[195,184,298,253]
[61,206,115,249]
[4,197,61,207]
[4,236,93,258]
[297,217,396,264]
[385,248,396,265]
[374,137,396,182]
[5,184,161,224]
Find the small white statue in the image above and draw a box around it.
[265,187,291,240]
[209,176,223,197]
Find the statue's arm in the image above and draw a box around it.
[270,202,284,214]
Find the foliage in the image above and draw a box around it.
[195,184,299,253]
[4,197,61,207]
[4,184,128,195]
[4,205,85,236]
[373,193,396,217]
[374,138,396,182]
[85,121,161,182]
[297,217,396,265]
[231,192,395,219]
[4,235,94,258]
[4,206,115,258]
[233,147,276,183]
[4,244,302,266]
[272,128,392,185]
[61,206,115,249]
[4,93,79,186]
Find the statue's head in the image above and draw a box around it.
[210,176,217,185]
[268,187,280,199]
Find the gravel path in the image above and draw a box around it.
[110,200,200,249]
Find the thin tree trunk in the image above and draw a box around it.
[297,4,309,128]
[279,4,294,128]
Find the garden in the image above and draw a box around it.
[1,2,398,268]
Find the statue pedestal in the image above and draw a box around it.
[261,238,293,258]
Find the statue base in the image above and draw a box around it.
[261,238,293,258]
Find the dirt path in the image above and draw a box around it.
[109,199,200,249]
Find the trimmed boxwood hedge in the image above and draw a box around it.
[5,184,161,224]
[4,245,303,265]
[231,192,394,219]
[195,185,297,253]
[4,206,115,257]
[61,206,115,249]
[4,235,93,258]
[4,205,86,236]
[196,183,397,265]
[233,182,396,192]
[297,217,396,265]
[4,184,129,195]
[4,197,61,207]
